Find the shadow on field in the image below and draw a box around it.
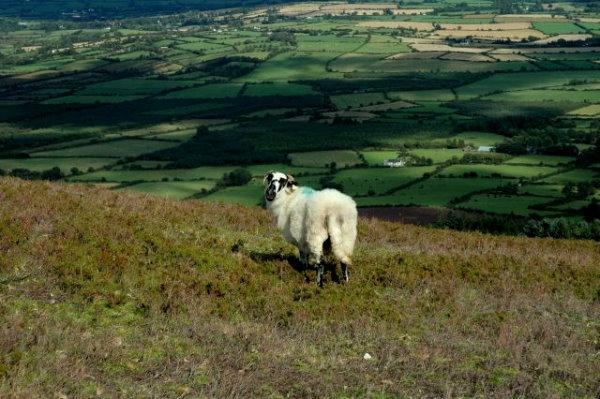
[248,250,343,284]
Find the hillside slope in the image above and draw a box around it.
[0,177,598,398]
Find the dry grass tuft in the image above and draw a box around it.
[0,178,598,398]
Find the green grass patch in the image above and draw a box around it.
[356,177,505,207]
[388,89,455,102]
[176,40,231,53]
[114,50,154,61]
[367,59,537,74]
[42,95,144,104]
[518,184,564,197]
[409,148,465,164]
[533,22,587,35]
[243,83,319,97]
[505,155,574,166]
[550,199,592,211]
[540,169,598,184]
[244,163,329,177]
[77,78,198,96]
[70,166,235,182]
[331,92,387,109]
[150,129,197,142]
[440,132,506,147]
[32,139,180,158]
[482,89,600,103]
[456,71,600,99]
[360,150,400,165]
[356,40,410,54]
[160,83,243,99]
[200,179,263,206]
[119,180,215,199]
[240,52,343,82]
[441,164,557,179]
[288,150,362,168]
[0,157,116,173]
[457,194,555,216]
[296,34,366,53]
[333,166,436,196]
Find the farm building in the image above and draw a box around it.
[384,159,407,167]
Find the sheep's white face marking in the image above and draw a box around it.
[264,171,292,202]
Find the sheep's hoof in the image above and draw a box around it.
[342,264,349,283]
[316,264,324,288]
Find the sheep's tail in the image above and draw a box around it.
[326,207,357,265]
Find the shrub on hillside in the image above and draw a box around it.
[219,168,252,187]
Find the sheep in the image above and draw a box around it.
[263,171,357,287]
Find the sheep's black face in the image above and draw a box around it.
[264,171,289,202]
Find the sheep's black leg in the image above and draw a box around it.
[316,263,324,288]
[341,263,349,283]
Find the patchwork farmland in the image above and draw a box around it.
[0,0,599,233]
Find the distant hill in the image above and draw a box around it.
[0,0,305,18]
[0,177,598,397]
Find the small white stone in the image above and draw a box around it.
[363,353,372,360]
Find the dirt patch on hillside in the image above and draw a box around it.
[359,206,448,225]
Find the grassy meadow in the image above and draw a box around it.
[0,177,598,398]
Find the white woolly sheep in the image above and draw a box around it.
[263,171,357,287]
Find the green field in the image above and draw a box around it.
[150,129,197,142]
[296,34,365,53]
[333,166,437,196]
[356,177,506,207]
[541,169,599,184]
[361,150,401,165]
[79,78,197,95]
[441,164,558,179]
[288,150,362,168]
[409,148,465,163]
[240,52,343,82]
[32,139,180,158]
[243,83,319,97]
[483,89,600,103]
[434,132,506,147]
[388,89,456,102]
[533,21,587,35]
[120,180,216,199]
[244,163,329,177]
[505,155,575,166]
[518,184,564,197]
[200,180,263,206]
[160,83,243,99]
[0,157,116,173]
[457,194,555,216]
[42,95,145,104]
[456,71,600,99]
[331,92,387,109]
[70,166,235,182]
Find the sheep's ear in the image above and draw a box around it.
[286,174,297,190]
[263,171,274,185]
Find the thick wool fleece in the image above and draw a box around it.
[266,186,357,266]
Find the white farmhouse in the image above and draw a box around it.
[384,159,406,167]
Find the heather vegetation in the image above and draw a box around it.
[1,178,599,398]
